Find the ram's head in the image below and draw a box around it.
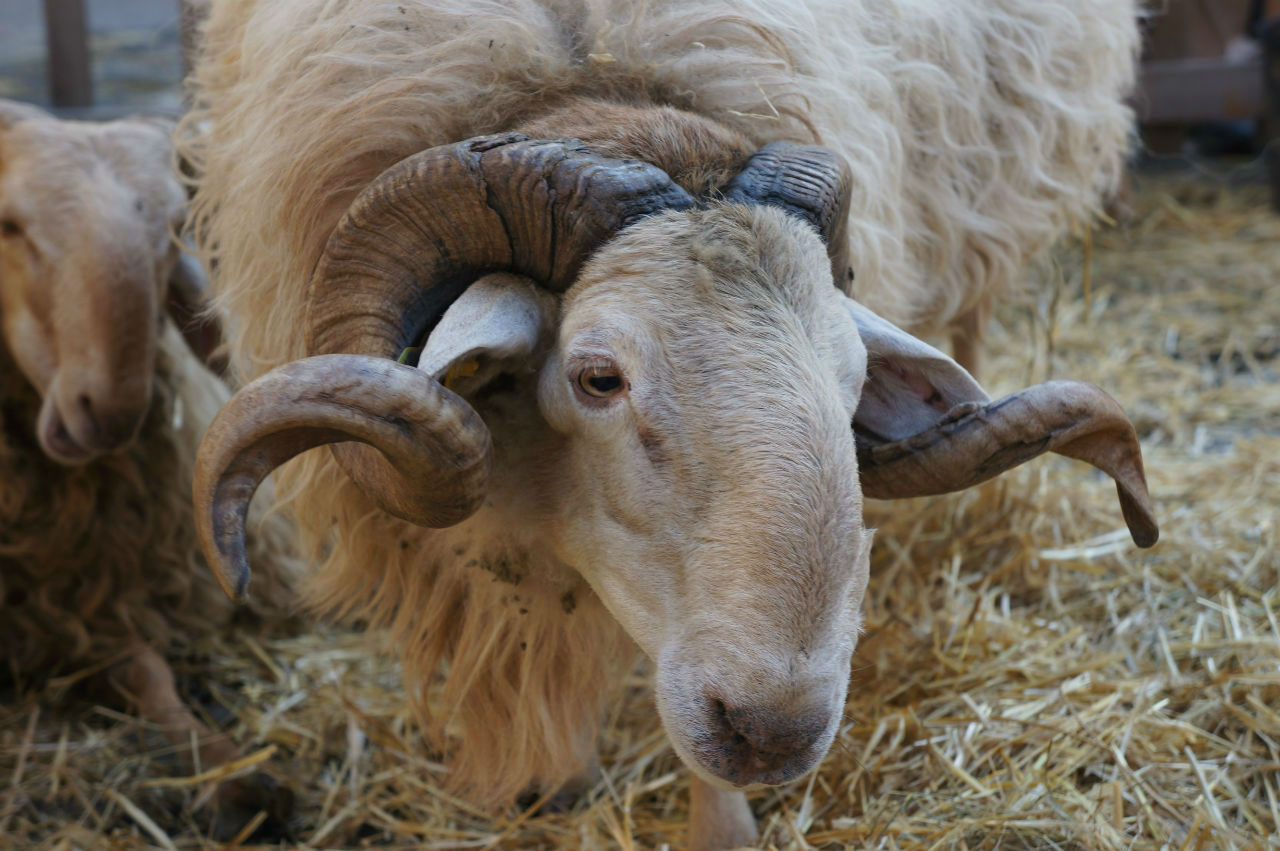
[0,101,216,464]
[196,134,1156,790]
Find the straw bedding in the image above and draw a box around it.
[1,168,1277,848]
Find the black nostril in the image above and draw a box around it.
[704,697,740,745]
[77,393,101,435]
[707,696,748,748]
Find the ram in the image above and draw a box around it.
[183,1,1156,846]
[0,99,298,829]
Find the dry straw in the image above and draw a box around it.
[2,170,1278,848]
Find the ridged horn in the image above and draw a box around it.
[196,133,696,600]
[195,355,490,602]
[723,141,852,287]
[300,132,694,527]
[856,380,1159,548]
[307,131,697,358]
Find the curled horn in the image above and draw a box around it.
[195,133,696,600]
[856,380,1159,548]
[196,356,489,601]
[306,132,696,358]
[723,141,852,287]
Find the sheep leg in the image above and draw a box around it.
[112,645,292,836]
[114,644,242,770]
[688,775,758,851]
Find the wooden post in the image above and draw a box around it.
[43,0,94,108]
[1258,15,1280,211]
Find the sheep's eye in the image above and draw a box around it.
[576,363,626,400]
[0,219,21,237]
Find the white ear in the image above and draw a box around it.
[841,295,989,441]
[417,272,556,393]
[0,99,45,131]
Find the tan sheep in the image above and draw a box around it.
[181,2,1154,847]
[0,98,299,831]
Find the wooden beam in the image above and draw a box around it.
[43,0,94,108]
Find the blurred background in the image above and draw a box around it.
[0,0,186,116]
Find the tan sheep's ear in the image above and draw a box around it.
[842,295,989,441]
[166,252,227,375]
[413,272,557,396]
[0,99,45,132]
[127,114,178,135]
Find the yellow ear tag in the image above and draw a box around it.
[443,358,480,390]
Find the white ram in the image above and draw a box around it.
[181,2,1156,846]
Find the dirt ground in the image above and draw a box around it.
[1,165,1278,847]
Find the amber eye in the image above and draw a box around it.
[575,362,627,401]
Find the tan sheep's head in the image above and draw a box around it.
[0,100,204,464]
[195,133,1157,790]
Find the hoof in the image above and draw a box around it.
[212,770,295,841]
[516,785,581,815]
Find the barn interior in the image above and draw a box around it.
[1,1,1277,847]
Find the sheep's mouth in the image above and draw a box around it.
[683,729,830,790]
[663,710,836,791]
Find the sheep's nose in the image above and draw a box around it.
[73,388,147,451]
[694,693,831,786]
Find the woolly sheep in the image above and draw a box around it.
[0,99,299,831]
[181,2,1155,846]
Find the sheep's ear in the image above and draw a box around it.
[0,99,45,132]
[166,252,227,374]
[416,273,556,396]
[842,295,990,441]
[128,114,178,135]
